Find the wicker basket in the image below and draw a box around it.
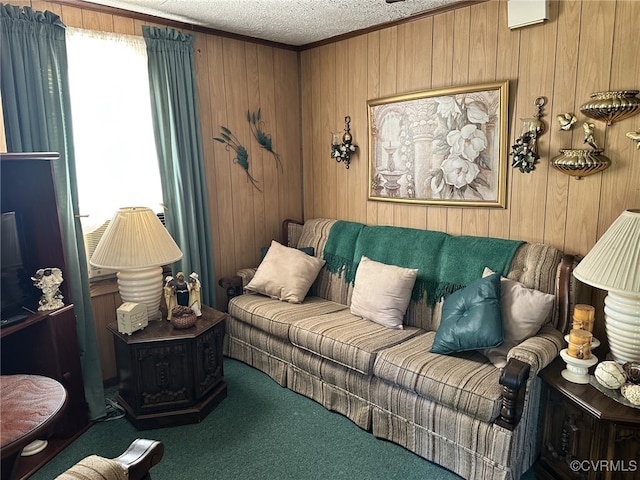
[170,305,197,329]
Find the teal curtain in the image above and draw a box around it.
[0,4,106,420]
[143,26,216,307]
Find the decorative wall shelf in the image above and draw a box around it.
[550,148,611,179]
[580,90,640,126]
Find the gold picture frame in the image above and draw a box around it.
[368,81,509,207]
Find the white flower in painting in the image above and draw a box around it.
[440,154,480,189]
[436,96,462,121]
[446,124,487,161]
[465,100,489,124]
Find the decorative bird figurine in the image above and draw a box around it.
[583,122,599,149]
[626,130,640,150]
[557,113,577,131]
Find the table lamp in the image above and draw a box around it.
[572,209,640,363]
[90,207,183,321]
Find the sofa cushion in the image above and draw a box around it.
[481,267,555,368]
[246,240,325,303]
[374,333,503,422]
[431,273,503,354]
[350,256,418,329]
[289,309,424,375]
[229,294,347,340]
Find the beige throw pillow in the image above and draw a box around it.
[350,256,418,329]
[481,267,555,368]
[245,240,325,303]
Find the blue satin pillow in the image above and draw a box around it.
[431,273,503,354]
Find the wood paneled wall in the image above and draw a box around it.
[18,0,302,296]
[300,0,640,257]
[14,0,302,379]
[8,0,640,379]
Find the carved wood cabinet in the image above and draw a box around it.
[536,358,640,480]
[108,305,227,430]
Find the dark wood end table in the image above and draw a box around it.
[0,375,68,479]
[107,305,227,430]
[536,357,640,480]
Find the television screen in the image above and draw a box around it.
[1,211,38,320]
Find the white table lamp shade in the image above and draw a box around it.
[90,207,183,321]
[573,209,640,294]
[573,209,640,363]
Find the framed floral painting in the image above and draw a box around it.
[367,81,509,207]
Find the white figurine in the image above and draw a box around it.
[32,267,65,311]
[188,272,202,317]
[164,275,177,320]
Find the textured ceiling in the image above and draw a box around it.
[81,0,468,46]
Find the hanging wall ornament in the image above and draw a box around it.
[247,108,282,170]
[510,97,547,173]
[214,126,261,191]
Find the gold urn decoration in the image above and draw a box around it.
[580,90,640,126]
[550,149,611,179]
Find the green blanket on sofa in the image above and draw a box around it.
[323,220,523,306]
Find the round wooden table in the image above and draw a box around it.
[0,375,67,479]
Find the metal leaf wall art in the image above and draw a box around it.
[247,108,282,170]
[214,126,261,191]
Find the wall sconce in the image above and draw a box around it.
[331,115,357,169]
[510,97,547,173]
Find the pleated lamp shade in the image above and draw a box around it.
[90,207,182,269]
[90,207,182,321]
[573,209,640,363]
[573,209,640,295]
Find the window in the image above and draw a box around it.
[66,28,164,278]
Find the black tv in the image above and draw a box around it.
[1,211,38,320]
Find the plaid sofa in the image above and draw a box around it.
[222,218,579,480]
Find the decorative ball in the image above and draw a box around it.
[621,383,640,406]
[594,361,627,390]
[623,362,640,384]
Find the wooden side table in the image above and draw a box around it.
[108,305,227,430]
[1,375,68,479]
[536,358,640,480]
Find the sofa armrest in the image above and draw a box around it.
[218,268,259,311]
[218,275,243,311]
[507,323,564,377]
[495,324,563,430]
[55,439,163,480]
[496,358,530,430]
[237,267,258,286]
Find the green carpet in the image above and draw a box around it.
[33,359,536,479]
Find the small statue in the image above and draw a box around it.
[188,272,202,317]
[32,267,64,311]
[583,122,599,149]
[164,275,177,320]
[175,272,189,307]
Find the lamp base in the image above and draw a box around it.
[604,291,640,363]
[117,266,164,321]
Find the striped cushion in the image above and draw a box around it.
[289,309,424,375]
[229,294,347,340]
[373,333,503,422]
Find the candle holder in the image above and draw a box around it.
[560,348,598,384]
[331,115,357,169]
